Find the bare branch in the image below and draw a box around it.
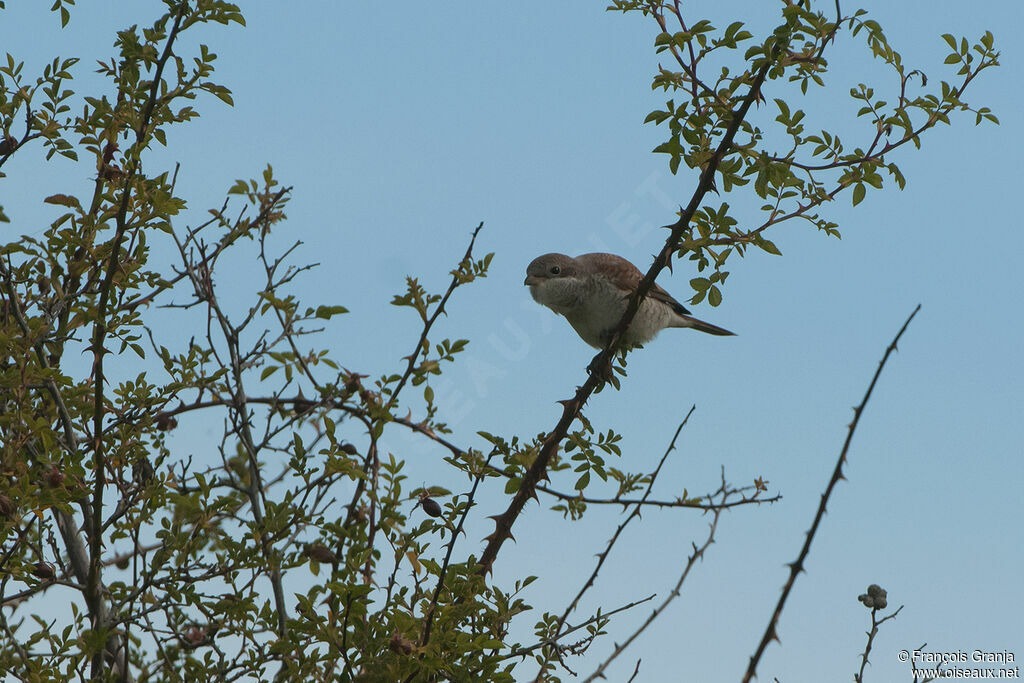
[742,305,920,683]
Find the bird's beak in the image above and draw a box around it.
[524,275,540,286]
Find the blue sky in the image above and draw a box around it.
[3,2,1022,680]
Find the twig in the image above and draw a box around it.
[553,408,695,640]
[387,222,484,411]
[501,594,655,662]
[157,397,778,511]
[418,448,497,649]
[855,605,904,683]
[583,482,725,682]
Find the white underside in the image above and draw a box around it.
[530,275,686,348]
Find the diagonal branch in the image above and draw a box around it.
[386,222,484,411]
[476,29,787,578]
[553,408,695,640]
[416,449,497,652]
[741,304,920,683]
[583,479,726,682]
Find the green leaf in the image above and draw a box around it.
[708,285,722,307]
[315,304,349,319]
[758,238,782,256]
[43,193,81,209]
[852,183,866,206]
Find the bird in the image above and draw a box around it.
[524,252,734,348]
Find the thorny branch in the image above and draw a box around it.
[855,604,904,683]
[475,13,788,578]
[551,409,696,649]
[742,305,920,683]
[154,396,779,512]
[583,478,727,682]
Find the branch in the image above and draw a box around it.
[501,594,656,662]
[123,186,292,313]
[855,604,904,683]
[418,449,497,649]
[476,26,786,578]
[87,6,187,678]
[553,408,695,641]
[741,304,920,683]
[387,222,484,411]
[583,481,725,682]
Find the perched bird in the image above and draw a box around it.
[525,252,734,348]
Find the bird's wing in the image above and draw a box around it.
[648,281,692,316]
[578,253,692,316]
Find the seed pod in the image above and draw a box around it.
[32,562,56,581]
[305,544,337,564]
[155,414,178,431]
[420,497,442,518]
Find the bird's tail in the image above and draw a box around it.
[676,314,735,336]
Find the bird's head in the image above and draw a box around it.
[524,253,577,288]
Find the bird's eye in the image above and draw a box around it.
[549,266,560,275]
